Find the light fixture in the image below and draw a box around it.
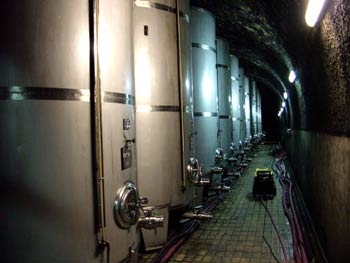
[283,91,288,99]
[282,101,286,108]
[289,70,296,83]
[305,0,326,27]
[278,107,284,117]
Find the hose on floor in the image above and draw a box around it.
[260,198,289,263]
[149,146,251,262]
[150,193,226,263]
[274,153,308,263]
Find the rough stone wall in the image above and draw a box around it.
[319,0,350,134]
[297,0,350,134]
[285,1,350,261]
[284,130,350,262]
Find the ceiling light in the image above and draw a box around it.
[283,91,288,99]
[282,101,286,108]
[305,0,326,27]
[289,70,296,83]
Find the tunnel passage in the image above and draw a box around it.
[0,0,349,262]
[191,0,350,262]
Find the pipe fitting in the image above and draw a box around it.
[194,178,211,186]
[182,212,213,220]
[138,215,164,229]
[138,206,164,229]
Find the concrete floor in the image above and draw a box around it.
[140,145,295,262]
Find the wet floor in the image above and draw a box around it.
[140,145,295,263]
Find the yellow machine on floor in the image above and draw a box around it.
[253,168,276,200]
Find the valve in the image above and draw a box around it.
[137,197,164,229]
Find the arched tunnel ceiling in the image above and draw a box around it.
[190,0,306,97]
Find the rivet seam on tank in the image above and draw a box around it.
[134,1,190,23]
[0,86,135,105]
[191,43,216,53]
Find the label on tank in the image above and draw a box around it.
[121,146,132,170]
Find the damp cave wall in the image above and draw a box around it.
[283,0,350,262]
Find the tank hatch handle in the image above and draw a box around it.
[114,181,140,229]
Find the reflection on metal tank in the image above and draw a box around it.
[216,38,232,156]
[250,80,257,136]
[257,88,262,134]
[230,55,240,148]
[238,68,247,143]
[244,76,251,140]
[0,0,138,262]
[133,0,193,249]
[191,7,218,174]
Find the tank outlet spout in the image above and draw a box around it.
[240,162,248,168]
[209,186,230,192]
[138,205,163,229]
[194,178,211,186]
[138,215,164,229]
[210,166,223,174]
[227,157,238,163]
[182,212,213,220]
[244,147,251,152]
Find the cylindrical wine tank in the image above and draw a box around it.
[250,80,257,136]
[0,0,138,262]
[238,68,247,143]
[230,55,240,149]
[216,38,232,156]
[133,0,193,249]
[244,76,251,141]
[191,7,218,174]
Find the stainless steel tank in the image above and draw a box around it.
[230,55,240,148]
[216,38,232,156]
[133,0,193,249]
[0,0,138,262]
[191,7,218,175]
[239,68,247,143]
[244,76,251,140]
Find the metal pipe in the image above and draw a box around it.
[215,39,221,148]
[90,0,106,243]
[175,0,186,190]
